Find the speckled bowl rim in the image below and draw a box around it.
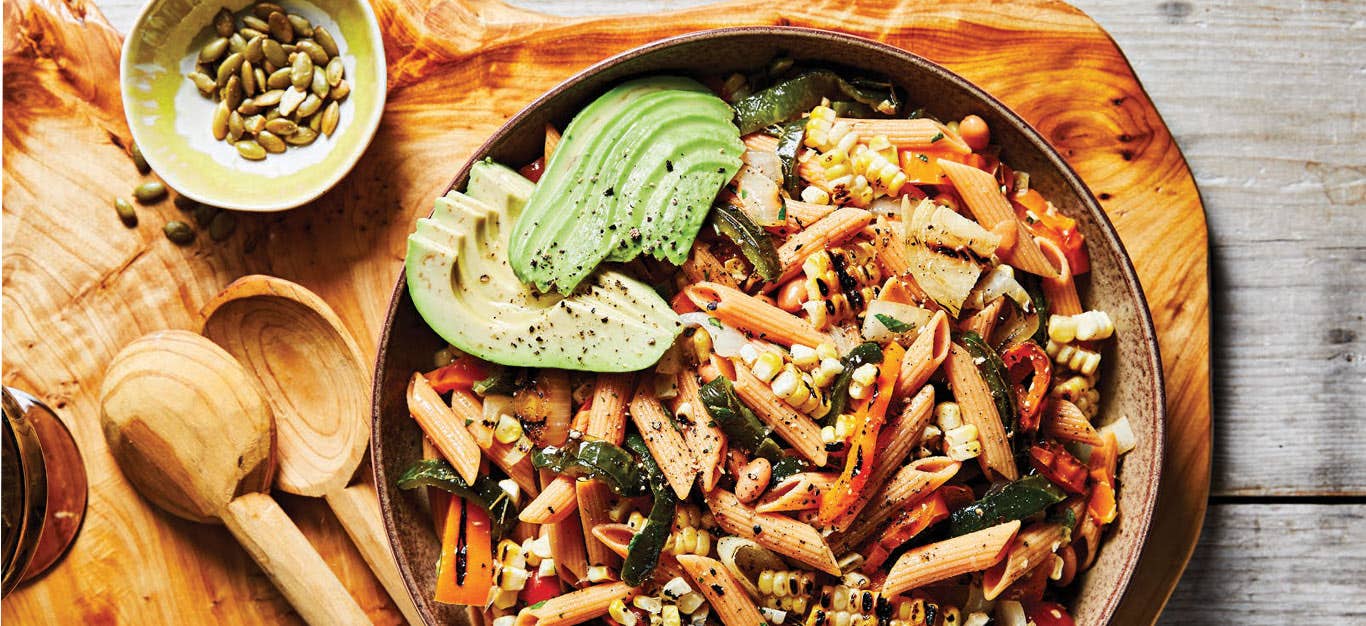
[372,26,1165,626]
[118,0,387,212]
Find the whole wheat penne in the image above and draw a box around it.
[826,386,936,530]
[544,123,561,160]
[937,160,1057,278]
[629,382,699,499]
[585,373,634,445]
[883,520,1021,596]
[676,554,766,626]
[1075,508,1103,570]
[681,243,740,290]
[543,483,589,585]
[703,489,840,574]
[961,296,1006,340]
[782,199,836,230]
[982,522,1071,600]
[590,523,687,582]
[895,311,951,397]
[1036,236,1083,316]
[774,207,875,284]
[732,366,828,467]
[832,456,960,547]
[514,581,631,626]
[754,471,836,513]
[520,473,578,524]
[1044,398,1103,445]
[837,117,972,154]
[408,372,481,484]
[575,479,621,568]
[450,389,540,496]
[675,372,726,492]
[422,437,452,536]
[685,282,828,348]
[945,343,1019,481]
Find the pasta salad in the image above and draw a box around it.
[399,61,1136,626]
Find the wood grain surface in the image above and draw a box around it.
[2,0,1216,624]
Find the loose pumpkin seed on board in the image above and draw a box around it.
[131,142,151,174]
[163,221,195,245]
[133,182,167,204]
[209,211,238,241]
[115,197,137,226]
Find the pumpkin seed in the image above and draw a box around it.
[257,130,287,153]
[214,7,234,37]
[164,221,195,245]
[131,142,151,175]
[263,39,288,67]
[242,15,269,32]
[173,194,199,213]
[244,114,266,135]
[216,52,244,88]
[255,88,284,107]
[266,67,291,89]
[329,79,349,101]
[296,93,323,118]
[278,86,307,116]
[228,110,245,140]
[240,59,256,95]
[239,27,265,41]
[228,32,248,54]
[253,2,284,20]
[321,100,339,137]
[305,111,322,132]
[115,197,137,226]
[244,35,264,64]
[298,40,328,65]
[209,211,237,241]
[187,71,216,95]
[325,57,344,86]
[310,66,329,98]
[236,140,267,160]
[192,203,219,227]
[285,127,318,145]
[265,109,281,121]
[290,52,313,89]
[236,98,260,117]
[211,100,230,140]
[222,75,243,112]
[133,181,167,204]
[287,14,313,38]
[265,118,298,135]
[254,67,267,94]
[281,43,297,55]
[313,26,338,58]
[267,12,294,43]
[199,37,228,63]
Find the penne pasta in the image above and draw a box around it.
[838,117,972,154]
[832,456,960,549]
[825,386,936,530]
[780,199,836,232]
[774,207,875,284]
[961,296,1006,341]
[545,500,588,585]
[704,489,840,575]
[590,523,687,582]
[754,471,837,513]
[732,365,828,467]
[895,310,951,397]
[408,372,481,484]
[1036,236,1083,316]
[945,343,1019,481]
[628,382,699,499]
[938,160,1057,278]
[575,479,621,568]
[676,555,766,626]
[982,522,1071,600]
[520,473,578,525]
[681,243,740,290]
[544,123,561,160]
[450,389,539,495]
[685,282,829,348]
[1044,398,1103,445]
[422,437,452,536]
[675,371,726,492]
[883,520,1022,596]
[743,132,779,153]
[514,581,631,626]
[585,373,634,445]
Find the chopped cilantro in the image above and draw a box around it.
[875,314,914,333]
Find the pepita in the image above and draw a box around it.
[238,27,266,41]
[310,66,329,98]
[214,7,234,37]
[164,221,195,245]
[212,100,230,140]
[240,59,256,95]
[187,71,216,95]
[173,194,200,213]
[267,11,294,43]
[287,14,313,38]
[296,93,323,118]
[115,197,137,227]
[228,110,245,140]
[216,52,244,88]
[298,40,328,65]
[209,211,237,241]
[236,140,267,160]
[325,57,344,87]
[285,127,318,145]
[266,67,292,89]
[244,114,267,135]
[131,142,151,174]
[306,111,323,132]
[133,181,167,204]
[265,109,281,120]
[192,203,219,227]
[244,35,265,64]
[278,86,307,116]
[257,130,287,153]
[265,118,298,136]
[222,75,243,112]
[199,37,229,64]
[320,100,339,137]
[290,52,313,89]
[228,32,248,54]
[329,79,349,101]
[255,88,284,107]
[281,43,297,56]
[253,2,285,20]
[242,15,269,33]
[312,26,339,58]
[236,98,260,117]
[254,67,267,94]
[263,39,288,68]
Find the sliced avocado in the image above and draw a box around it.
[405,161,681,372]
[510,76,745,294]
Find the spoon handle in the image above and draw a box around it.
[223,492,371,626]
[327,483,425,625]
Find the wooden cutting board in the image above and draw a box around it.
[1,0,1209,624]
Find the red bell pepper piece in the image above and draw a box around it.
[818,342,905,524]
[435,498,494,606]
[1002,342,1052,433]
[519,157,546,183]
[425,356,491,394]
[1029,440,1089,495]
[519,570,562,606]
[1024,601,1077,626]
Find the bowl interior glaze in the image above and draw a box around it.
[372,27,1164,626]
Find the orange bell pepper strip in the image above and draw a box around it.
[1029,440,1088,495]
[425,356,492,394]
[1086,432,1119,524]
[861,490,951,571]
[1012,188,1089,275]
[818,341,906,524]
[898,148,970,185]
[435,497,495,605]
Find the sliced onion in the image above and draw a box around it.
[679,312,747,358]
[743,149,784,184]
[868,196,902,217]
[482,394,514,430]
[731,163,784,226]
[965,265,1031,312]
[717,536,788,599]
[860,300,936,343]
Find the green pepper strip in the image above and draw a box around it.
[732,71,901,135]
[710,203,780,282]
[775,119,807,196]
[531,440,647,497]
[698,377,777,454]
[948,475,1066,537]
[770,455,809,484]
[471,365,519,397]
[1020,274,1050,347]
[957,331,1018,439]
[821,342,884,427]
[396,458,519,542]
[621,434,677,586]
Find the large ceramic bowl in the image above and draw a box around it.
[372,27,1165,626]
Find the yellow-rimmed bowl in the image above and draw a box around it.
[120,0,386,211]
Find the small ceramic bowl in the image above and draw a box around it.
[120,0,386,211]
[371,27,1165,626]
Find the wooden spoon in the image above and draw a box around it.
[100,330,369,625]
[199,275,421,625]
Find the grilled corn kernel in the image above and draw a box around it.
[935,401,963,431]
[587,565,614,583]
[941,606,961,626]
[500,567,529,591]
[494,414,523,444]
[678,592,706,614]
[841,571,871,589]
[633,595,663,614]
[610,599,637,626]
[662,605,682,626]
[944,424,979,447]
[851,363,879,386]
[492,588,519,610]
[663,577,693,599]
[848,381,870,400]
[538,557,556,577]
[1048,314,1077,344]
[834,412,857,439]
[804,105,838,150]
[791,344,819,369]
[772,369,800,399]
[691,328,713,364]
[627,511,647,531]
[739,344,760,366]
[497,539,526,569]
[814,358,844,387]
[948,440,982,461]
[752,352,784,382]
[821,425,838,444]
[817,343,840,361]
[802,185,832,205]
